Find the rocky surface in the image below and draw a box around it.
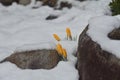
[37,0,72,9]
[37,0,57,7]
[0,49,61,69]
[19,0,31,6]
[0,0,31,6]
[0,0,18,6]
[58,2,72,10]
[77,26,120,80]
[0,0,72,9]
[108,27,120,40]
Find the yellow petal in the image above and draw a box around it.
[53,34,61,41]
[62,48,67,59]
[56,43,63,55]
[66,28,72,40]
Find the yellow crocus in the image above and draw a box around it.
[53,34,61,41]
[62,48,67,59]
[56,43,63,55]
[66,27,72,40]
[56,43,68,61]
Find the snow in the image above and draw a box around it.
[87,16,120,58]
[0,61,78,80]
[116,15,120,19]
[0,0,118,80]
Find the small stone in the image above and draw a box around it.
[37,0,57,7]
[0,0,14,6]
[46,15,58,20]
[19,0,31,6]
[59,2,72,10]
[108,27,120,40]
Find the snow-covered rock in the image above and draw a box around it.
[87,16,120,57]
[77,16,120,80]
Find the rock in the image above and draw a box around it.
[0,49,61,69]
[0,0,14,6]
[36,0,72,9]
[19,0,31,6]
[77,25,120,80]
[58,2,72,10]
[0,0,31,6]
[108,28,120,40]
[78,0,97,1]
[37,0,57,7]
[46,15,58,20]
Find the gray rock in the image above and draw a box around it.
[0,0,31,6]
[37,0,57,7]
[1,49,61,69]
[78,0,98,1]
[58,2,72,10]
[77,25,120,80]
[108,27,120,40]
[0,0,14,6]
[46,15,58,20]
[19,0,31,6]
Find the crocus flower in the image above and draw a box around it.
[56,43,67,61]
[53,34,61,41]
[66,27,72,40]
[56,43,63,55]
[62,48,67,60]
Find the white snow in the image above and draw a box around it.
[87,16,120,58]
[116,15,120,19]
[0,0,119,80]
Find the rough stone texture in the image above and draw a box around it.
[19,0,31,6]
[0,0,31,6]
[108,27,120,40]
[0,0,18,6]
[0,0,72,9]
[58,2,72,10]
[37,0,57,7]
[77,26,120,80]
[0,49,61,69]
[78,0,97,1]
[36,0,72,9]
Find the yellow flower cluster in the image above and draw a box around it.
[56,43,67,61]
[52,27,72,61]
